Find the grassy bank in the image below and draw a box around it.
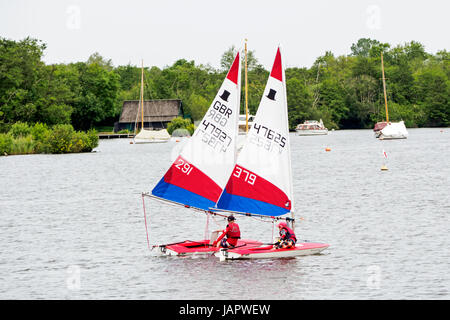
[0,122,98,156]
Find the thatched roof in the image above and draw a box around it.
[119,99,182,123]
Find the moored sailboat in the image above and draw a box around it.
[134,60,171,144]
[373,52,408,140]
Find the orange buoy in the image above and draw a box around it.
[176,139,180,142]
[325,147,331,152]
[130,141,134,144]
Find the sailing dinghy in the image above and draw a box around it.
[142,52,262,256]
[212,47,329,260]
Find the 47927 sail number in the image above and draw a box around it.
[195,100,234,152]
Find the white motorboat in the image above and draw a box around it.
[295,119,328,136]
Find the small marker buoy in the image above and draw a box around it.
[130,141,134,144]
[381,165,388,171]
[176,139,180,142]
[325,147,331,152]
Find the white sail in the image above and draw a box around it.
[216,47,294,217]
[151,52,241,210]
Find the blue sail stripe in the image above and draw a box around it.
[216,188,289,217]
[152,177,216,211]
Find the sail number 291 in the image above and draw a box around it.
[174,158,193,175]
[233,166,256,185]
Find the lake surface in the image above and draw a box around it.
[0,128,449,299]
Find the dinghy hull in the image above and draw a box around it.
[215,242,329,260]
[153,239,263,256]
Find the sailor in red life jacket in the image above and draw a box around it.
[212,215,241,248]
[274,221,297,249]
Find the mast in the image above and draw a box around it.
[381,52,389,123]
[140,59,144,130]
[280,46,295,231]
[244,39,249,133]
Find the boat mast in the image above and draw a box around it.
[244,39,249,133]
[140,59,144,130]
[381,52,389,123]
[279,45,295,231]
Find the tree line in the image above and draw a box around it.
[0,37,448,132]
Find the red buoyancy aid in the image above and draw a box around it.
[216,222,241,246]
[280,225,297,242]
[226,223,241,239]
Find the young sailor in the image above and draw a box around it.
[274,221,297,249]
[213,215,241,248]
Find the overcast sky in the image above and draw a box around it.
[1,0,449,69]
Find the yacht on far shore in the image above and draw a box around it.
[295,119,328,136]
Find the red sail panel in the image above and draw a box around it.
[224,165,291,211]
[163,156,222,203]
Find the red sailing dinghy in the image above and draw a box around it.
[143,47,328,259]
[213,47,329,260]
[143,52,263,255]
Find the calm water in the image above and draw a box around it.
[0,128,449,299]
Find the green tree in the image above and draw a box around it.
[220,45,260,72]
[71,59,120,130]
[0,37,46,123]
[286,77,312,129]
[415,66,449,126]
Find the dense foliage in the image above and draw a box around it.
[0,122,98,155]
[1,37,448,132]
[166,117,195,136]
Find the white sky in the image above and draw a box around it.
[1,0,449,69]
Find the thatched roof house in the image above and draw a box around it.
[114,99,183,132]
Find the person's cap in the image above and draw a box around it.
[227,215,235,221]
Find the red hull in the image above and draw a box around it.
[228,242,328,255]
[158,239,263,255]
[216,242,330,260]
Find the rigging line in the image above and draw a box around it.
[271,220,275,243]
[142,193,229,219]
[210,207,295,222]
[141,194,151,251]
[211,214,223,229]
[204,213,210,240]
[249,215,275,223]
